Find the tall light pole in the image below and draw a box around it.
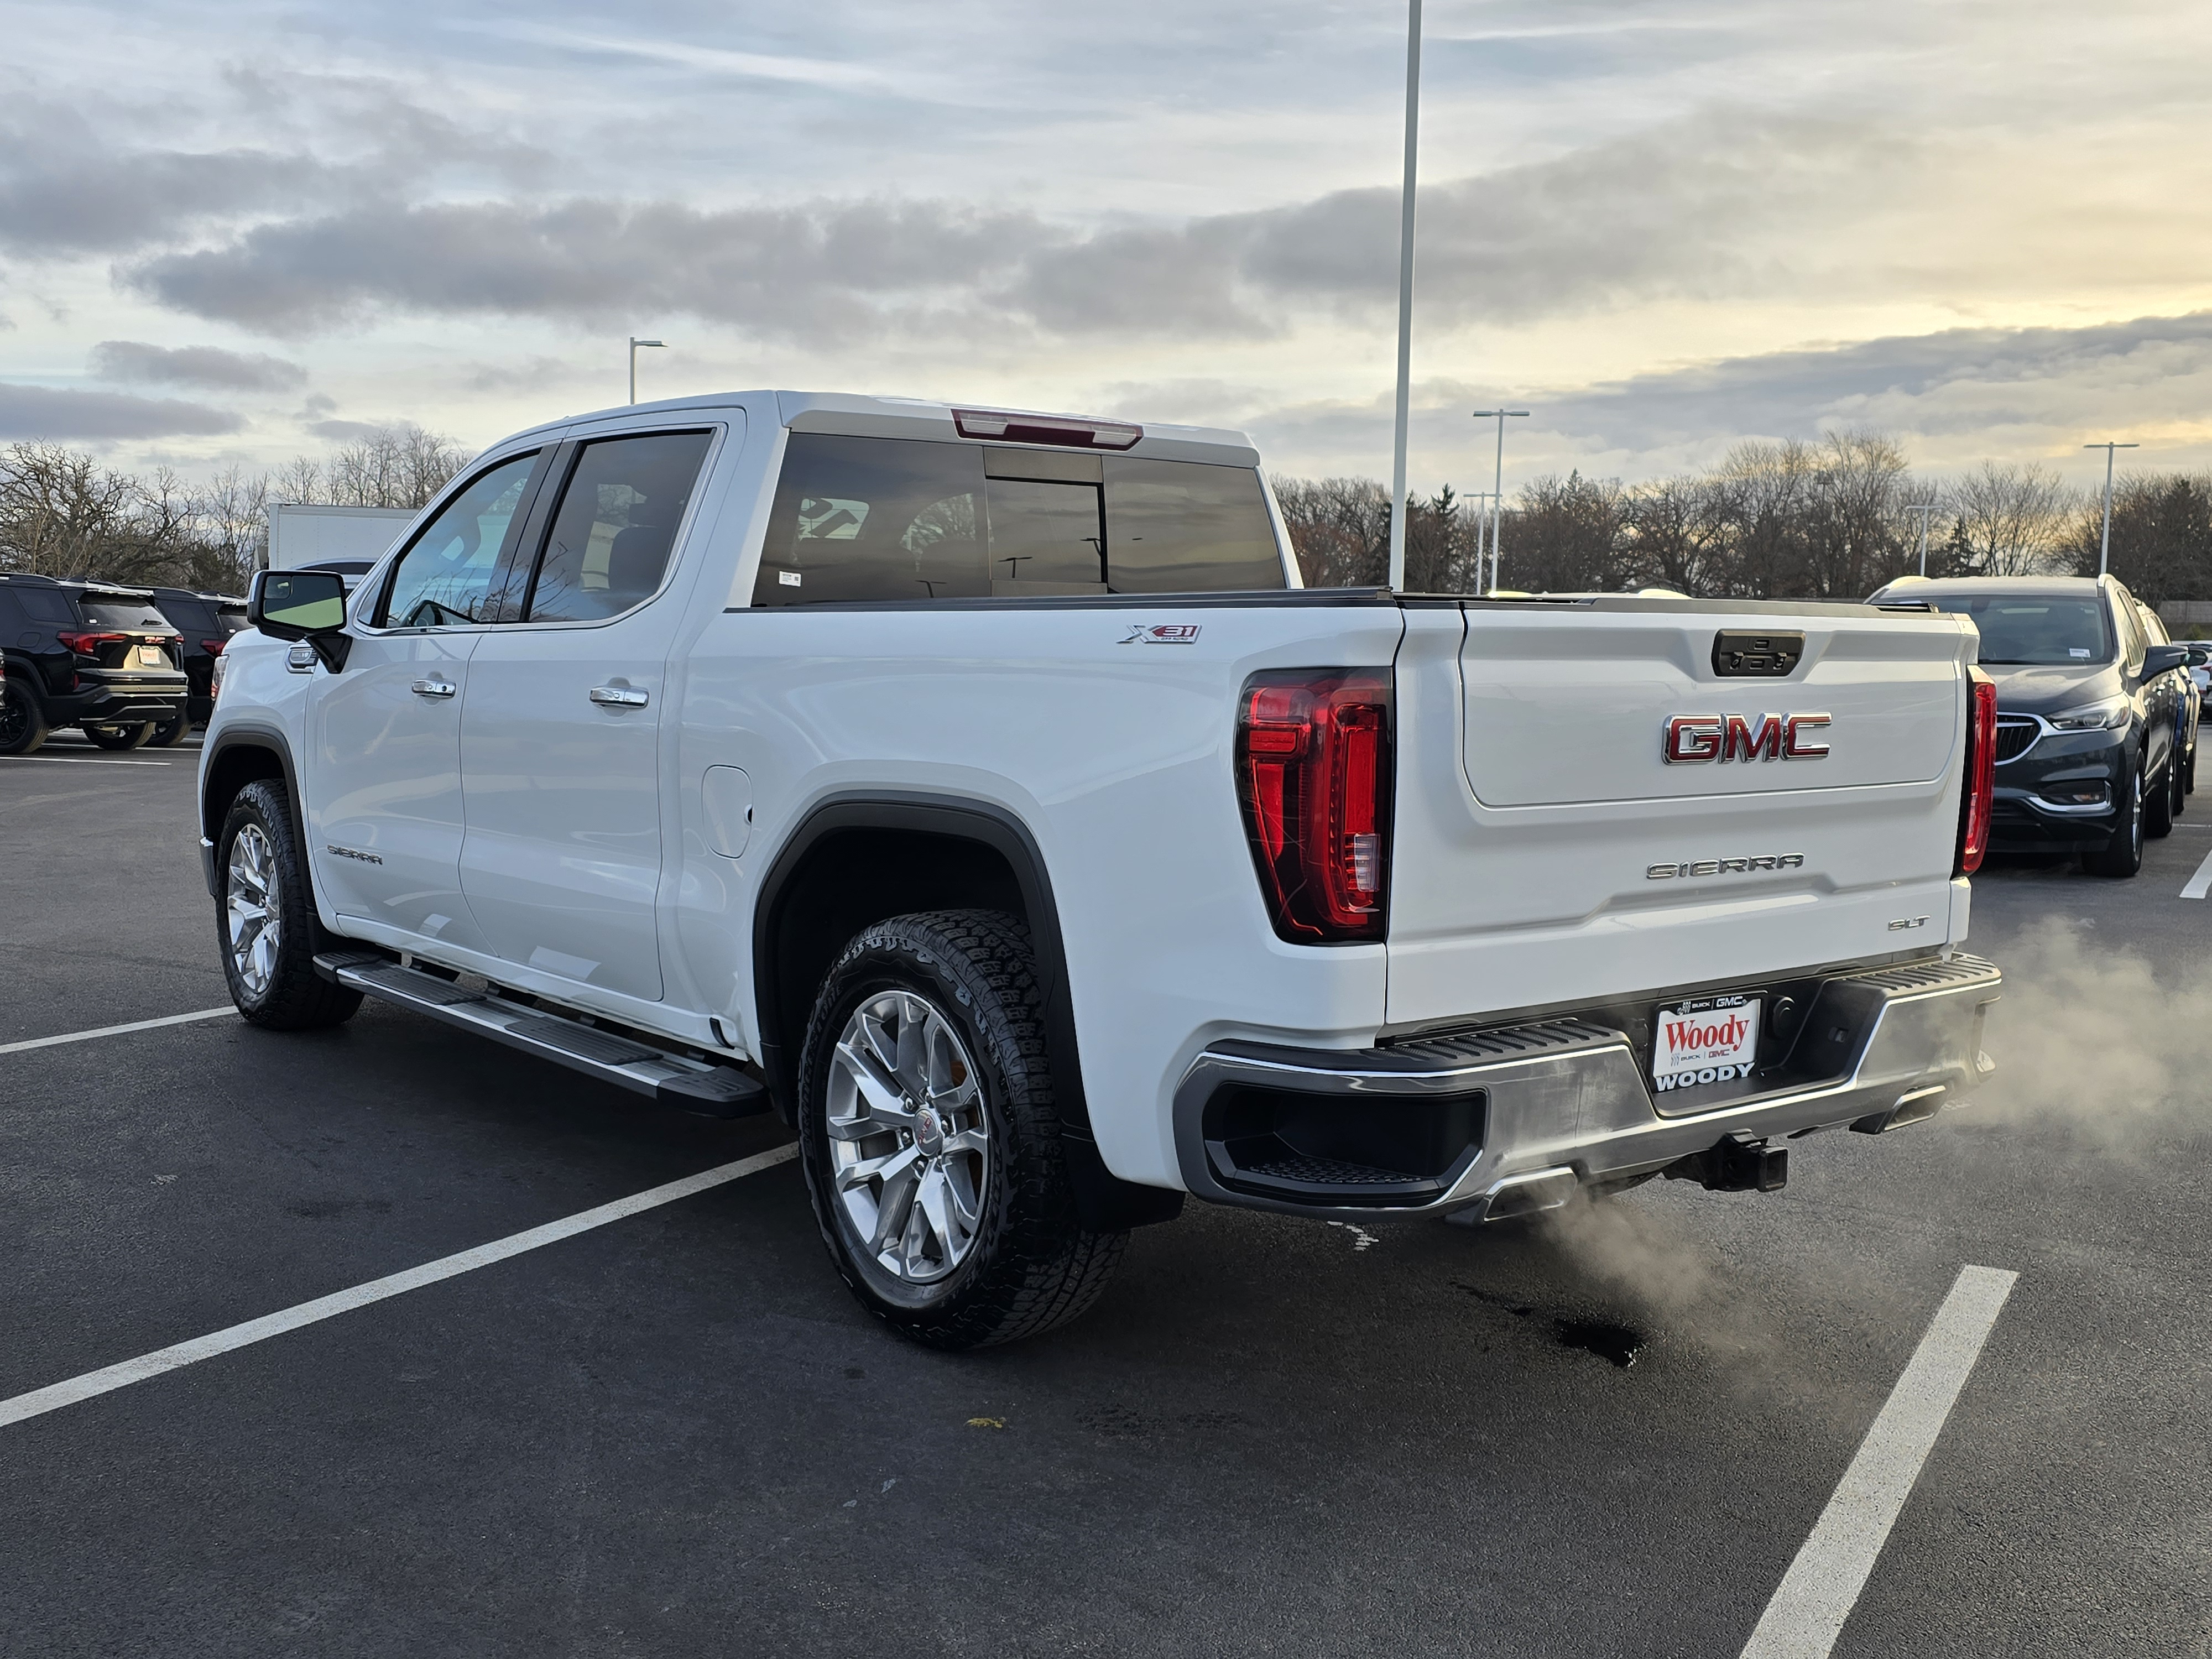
[1386,0,1422,592]
[1465,491,1496,593]
[1472,408,1528,592]
[1905,502,1939,576]
[629,337,666,405]
[2084,440,2138,576]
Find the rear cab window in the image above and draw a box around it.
[750,434,1285,606]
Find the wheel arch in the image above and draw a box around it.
[200,725,306,898]
[751,790,1181,1232]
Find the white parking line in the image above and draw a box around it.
[0,1007,237,1056]
[0,1143,796,1432]
[1,755,174,766]
[2181,847,2212,899]
[1739,1265,2018,1658]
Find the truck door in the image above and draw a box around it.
[308,449,548,951]
[457,426,722,1005]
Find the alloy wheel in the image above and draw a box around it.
[825,988,992,1286]
[226,823,281,997]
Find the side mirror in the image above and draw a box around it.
[248,569,351,671]
[2142,643,2190,679]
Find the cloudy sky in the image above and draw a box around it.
[3,0,2210,494]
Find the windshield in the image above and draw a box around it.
[1927,593,2113,665]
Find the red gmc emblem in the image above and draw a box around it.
[1663,712,1831,763]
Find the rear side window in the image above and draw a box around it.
[215,604,248,635]
[754,434,988,606]
[377,452,539,628]
[523,431,714,623]
[14,587,75,626]
[750,435,1285,605]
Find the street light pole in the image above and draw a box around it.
[2084,441,2139,576]
[1386,0,1422,592]
[1470,408,1528,592]
[1905,502,1939,576]
[629,337,666,405]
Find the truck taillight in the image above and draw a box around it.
[1955,667,1997,875]
[1236,670,1392,942]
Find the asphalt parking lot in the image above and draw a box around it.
[4,737,2210,1658]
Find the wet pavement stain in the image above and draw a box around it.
[1554,1318,1646,1369]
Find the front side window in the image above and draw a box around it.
[523,431,714,623]
[377,452,539,629]
[749,434,1287,605]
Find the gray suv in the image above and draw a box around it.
[1869,575,2190,877]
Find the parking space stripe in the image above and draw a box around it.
[2181,848,2212,900]
[0,755,174,766]
[0,1007,238,1056]
[1739,1264,2018,1658]
[0,1143,797,1432]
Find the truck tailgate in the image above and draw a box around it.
[1386,600,1976,1029]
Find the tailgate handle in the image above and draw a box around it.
[1712,630,1803,678]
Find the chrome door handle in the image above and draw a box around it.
[410,679,457,699]
[589,685,650,708]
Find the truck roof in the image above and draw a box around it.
[499,391,1262,468]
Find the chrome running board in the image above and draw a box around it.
[313,951,769,1118]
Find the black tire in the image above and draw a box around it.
[2188,743,2198,797]
[148,708,192,748]
[796,909,1126,1350]
[215,779,364,1030]
[0,679,46,755]
[82,722,153,752]
[2083,763,2145,877]
[2146,755,2174,839]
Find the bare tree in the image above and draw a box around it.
[1947,461,2074,577]
[1505,472,1626,593]
[1274,475,1390,587]
[324,424,466,509]
[0,442,139,577]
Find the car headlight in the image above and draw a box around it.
[2048,696,2130,731]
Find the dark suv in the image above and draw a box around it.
[0,575,189,755]
[148,586,249,743]
[1868,575,2190,878]
[2134,599,2199,801]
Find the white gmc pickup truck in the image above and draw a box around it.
[199,391,2004,1349]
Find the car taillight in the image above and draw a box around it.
[210,651,227,703]
[1955,667,1997,875]
[56,630,127,656]
[1236,670,1392,942]
[201,638,228,656]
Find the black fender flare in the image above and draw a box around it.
[753,789,1181,1230]
[200,723,310,899]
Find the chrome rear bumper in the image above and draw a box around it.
[1171,954,2002,1220]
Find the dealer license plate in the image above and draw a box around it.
[138,645,166,666]
[1652,994,1760,1095]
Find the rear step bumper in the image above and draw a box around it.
[1171,953,2001,1220]
[314,952,768,1118]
